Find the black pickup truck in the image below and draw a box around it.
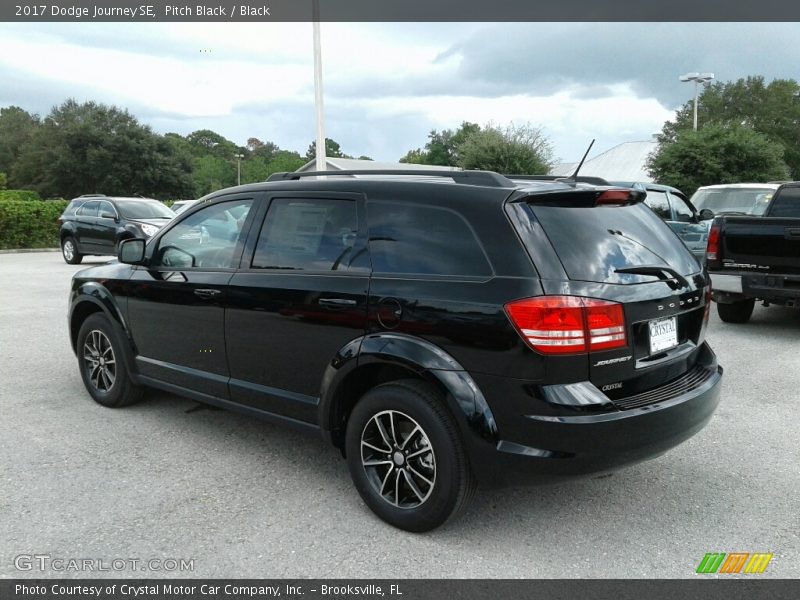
[707,182,800,322]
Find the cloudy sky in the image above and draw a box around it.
[0,22,798,163]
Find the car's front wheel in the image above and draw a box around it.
[62,236,83,264]
[76,313,144,407]
[717,299,755,323]
[345,379,475,532]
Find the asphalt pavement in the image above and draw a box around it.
[1,252,798,578]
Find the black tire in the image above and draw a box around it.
[345,379,475,532]
[62,236,83,264]
[76,313,144,408]
[717,299,755,324]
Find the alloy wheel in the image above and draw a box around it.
[82,329,116,392]
[63,240,75,261]
[360,410,436,509]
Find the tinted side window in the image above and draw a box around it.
[78,201,99,217]
[155,199,253,269]
[252,198,358,271]
[367,202,491,277]
[97,201,116,218]
[670,193,694,222]
[768,187,800,218]
[644,191,671,220]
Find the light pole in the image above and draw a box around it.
[312,0,326,172]
[679,72,715,131]
[234,153,244,186]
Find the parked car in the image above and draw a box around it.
[59,195,174,264]
[690,183,780,217]
[68,170,722,531]
[610,182,713,261]
[706,181,800,323]
[170,199,198,215]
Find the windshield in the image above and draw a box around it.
[690,187,775,216]
[116,201,174,219]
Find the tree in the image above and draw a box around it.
[0,172,6,190]
[192,155,235,196]
[647,124,790,196]
[266,150,305,174]
[0,106,39,185]
[659,76,800,178]
[457,123,553,175]
[247,137,279,161]
[11,100,194,199]
[400,122,480,166]
[305,138,350,161]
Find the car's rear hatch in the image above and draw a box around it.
[505,187,712,405]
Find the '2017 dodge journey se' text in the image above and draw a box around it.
[68,170,723,531]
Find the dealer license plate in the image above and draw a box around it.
[648,316,678,354]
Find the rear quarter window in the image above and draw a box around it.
[63,200,84,216]
[367,202,492,277]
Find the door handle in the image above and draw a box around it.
[319,297,357,307]
[785,228,800,240]
[194,288,222,299]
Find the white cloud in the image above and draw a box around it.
[1,21,754,161]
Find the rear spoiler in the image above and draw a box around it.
[508,174,611,186]
[512,188,647,208]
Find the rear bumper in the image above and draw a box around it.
[469,344,723,487]
[711,271,800,303]
[710,273,742,294]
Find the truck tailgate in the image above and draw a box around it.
[721,216,800,273]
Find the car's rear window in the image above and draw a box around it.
[523,203,700,284]
[63,200,83,216]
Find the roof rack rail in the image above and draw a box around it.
[267,169,515,188]
[509,174,610,186]
[78,193,105,198]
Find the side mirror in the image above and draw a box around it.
[119,238,146,265]
[100,212,118,221]
[698,208,715,221]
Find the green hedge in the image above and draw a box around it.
[0,189,42,202]
[0,200,68,249]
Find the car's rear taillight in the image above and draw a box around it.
[706,222,721,264]
[505,296,627,355]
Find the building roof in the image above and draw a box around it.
[550,140,658,182]
[297,157,460,172]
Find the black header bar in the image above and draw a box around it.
[2,0,800,22]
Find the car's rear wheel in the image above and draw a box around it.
[717,299,755,323]
[76,313,144,407]
[62,236,83,264]
[345,379,475,532]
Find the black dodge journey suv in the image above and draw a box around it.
[67,170,723,531]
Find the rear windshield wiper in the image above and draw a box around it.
[615,265,689,290]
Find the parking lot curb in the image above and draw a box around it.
[0,248,59,254]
